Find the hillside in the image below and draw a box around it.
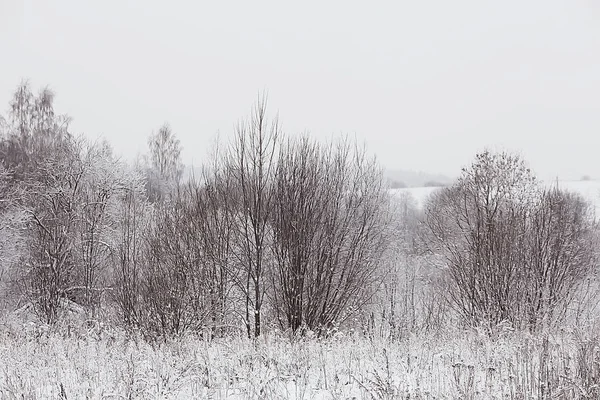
[384,169,454,188]
[392,179,600,215]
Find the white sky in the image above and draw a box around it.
[1,1,599,181]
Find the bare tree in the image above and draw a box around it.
[271,136,324,333]
[141,188,211,337]
[146,123,183,202]
[148,123,183,180]
[197,157,239,336]
[0,165,27,311]
[22,138,85,323]
[73,141,130,313]
[524,187,597,328]
[304,140,390,334]
[112,169,149,329]
[128,168,238,338]
[424,150,596,332]
[424,151,536,329]
[0,83,80,322]
[2,82,71,177]
[228,95,280,337]
[272,137,392,335]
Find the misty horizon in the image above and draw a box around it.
[2,1,599,182]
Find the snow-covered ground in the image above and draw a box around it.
[0,327,597,399]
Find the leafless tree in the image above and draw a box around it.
[228,95,280,337]
[271,136,324,333]
[73,141,130,313]
[2,82,71,177]
[148,123,183,180]
[0,165,27,311]
[141,188,210,337]
[145,123,183,202]
[424,151,537,329]
[21,138,85,323]
[0,83,83,323]
[523,187,597,328]
[112,171,150,329]
[272,137,392,335]
[304,140,391,334]
[129,167,238,338]
[424,150,596,332]
[196,155,239,336]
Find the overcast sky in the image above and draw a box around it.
[1,1,599,181]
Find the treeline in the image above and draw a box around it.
[0,83,598,340]
[0,84,390,339]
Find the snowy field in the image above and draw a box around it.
[1,324,600,399]
[2,181,600,399]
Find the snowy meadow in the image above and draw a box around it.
[3,85,600,399]
[2,320,600,399]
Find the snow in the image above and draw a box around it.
[0,328,596,398]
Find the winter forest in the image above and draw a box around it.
[1,83,600,398]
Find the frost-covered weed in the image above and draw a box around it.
[0,322,599,399]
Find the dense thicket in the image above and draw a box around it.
[0,83,597,339]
